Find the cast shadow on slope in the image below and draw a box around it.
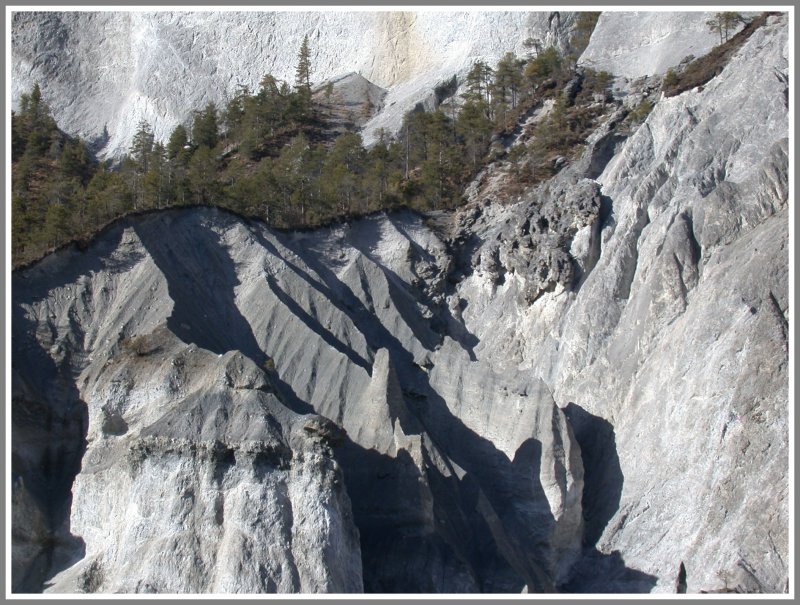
[270,220,654,592]
[343,215,480,359]
[133,219,320,417]
[249,224,557,591]
[11,223,150,592]
[561,402,657,593]
[11,306,89,593]
[336,430,556,592]
[129,211,653,592]
[133,219,267,366]
[270,231,476,363]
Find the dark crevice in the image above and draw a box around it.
[11,310,89,592]
[682,211,703,268]
[563,403,623,547]
[768,290,789,343]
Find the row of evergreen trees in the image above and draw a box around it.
[12,17,604,266]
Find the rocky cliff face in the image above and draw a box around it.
[12,252,363,593]
[455,12,789,593]
[11,10,576,156]
[11,11,790,595]
[578,11,731,78]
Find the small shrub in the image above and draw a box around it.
[121,334,162,356]
[662,12,774,98]
[662,68,679,90]
[630,99,654,122]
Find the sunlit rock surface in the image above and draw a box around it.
[11,11,789,596]
[11,10,577,156]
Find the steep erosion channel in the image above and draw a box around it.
[11,14,789,595]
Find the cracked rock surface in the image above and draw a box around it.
[11,12,789,596]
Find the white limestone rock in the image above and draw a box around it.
[11,10,577,156]
[578,11,747,78]
[10,10,789,597]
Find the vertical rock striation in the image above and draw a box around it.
[10,11,789,596]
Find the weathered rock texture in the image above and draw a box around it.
[11,10,577,156]
[12,264,362,593]
[457,12,789,593]
[578,11,748,78]
[11,11,789,596]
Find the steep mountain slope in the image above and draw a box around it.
[11,10,577,157]
[11,11,789,595]
[453,12,790,592]
[578,11,736,78]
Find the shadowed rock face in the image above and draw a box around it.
[11,12,789,597]
[12,206,588,594]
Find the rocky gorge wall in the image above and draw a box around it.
[10,11,790,595]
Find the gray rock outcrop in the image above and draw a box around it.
[454,12,789,593]
[11,227,365,593]
[10,11,789,596]
[578,11,748,78]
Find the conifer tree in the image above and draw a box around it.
[463,60,494,105]
[187,145,220,204]
[457,99,493,168]
[492,52,524,115]
[131,120,155,172]
[223,84,250,139]
[294,35,313,119]
[706,12,746,44]
[191,103,220,149]
[167,124,189,160]
[129,120,155,209]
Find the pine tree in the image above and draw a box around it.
[321,133,366,214]
[492,52,524,114]
[295,35,312,92]
[42,201,71,249]
[131,120,155,172]
[274,134,312,222]
[166,124,189,160]
[16,82,58,157]
[129,120,155,209]
[524,46,563,90]
[59,139,93,184]
[457,99,493,168]
[191,103,220,149]
[294,35,313,120]
[142,142,169,209]
[187,145,220,204]
[223,84,250,139]
[463,61,494,105]
[706,12,746,44]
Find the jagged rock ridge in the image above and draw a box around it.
[11,11,789,595]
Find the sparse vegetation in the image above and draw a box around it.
[661,68,679,90]
[11,13,613,266]
[662,12,774,98]
[625,99,654,126]
[706,12,747,45]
